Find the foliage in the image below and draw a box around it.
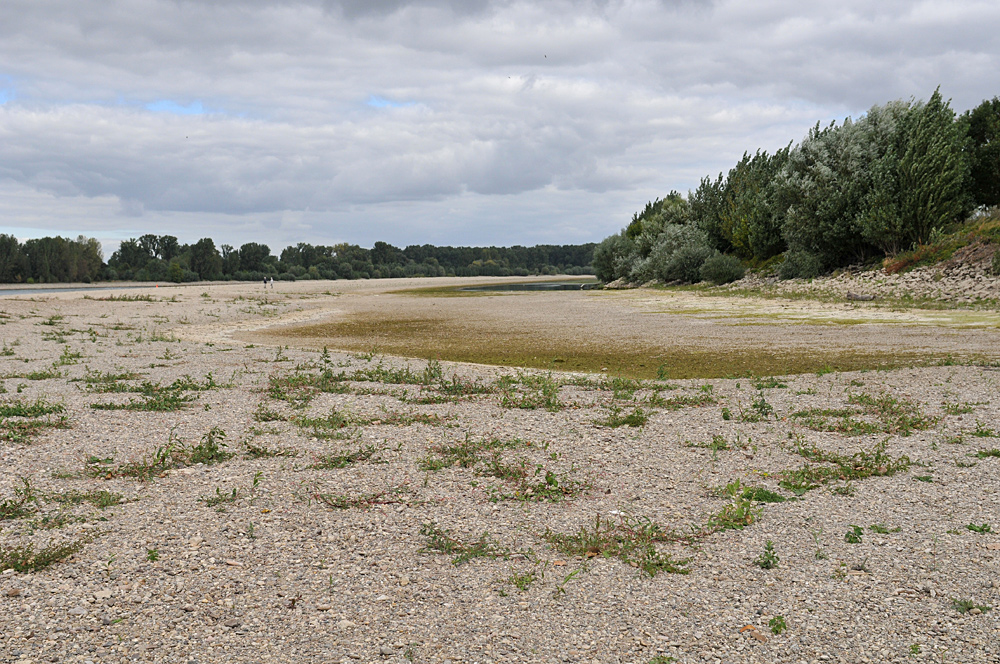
[699,252,745,284]
[961,96,1000,207]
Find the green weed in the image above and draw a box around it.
[419,523,510,565]
[543,513,690,577]
[754,540,779,569]
[312,485,413,510]
[0,538,88,573]
[308,443,386,469]
[0,478,39,519]
[952,598,991,614]
[596,406,649,428]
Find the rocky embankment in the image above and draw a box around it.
[752,244,1000,306]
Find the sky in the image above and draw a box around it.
[1,0,999,258]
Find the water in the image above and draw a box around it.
[460,280,600,292]
[0,284,163,297]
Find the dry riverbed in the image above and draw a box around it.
[0,278,999,664]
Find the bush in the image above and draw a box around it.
[993,247,1000,276]
[700,252,745,284]
[662,243,713,283]
[778,250,823,280]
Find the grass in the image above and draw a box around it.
[419,523,510,565]
[312,485,413,509]
[308,443,386,470]
[244,441,299,459]
[477,455,590,503]
[0,538,88,573]
[974,448,1000,458]
[418,435,529,471]
[83,294,155,302]
[951,598,992,614]
[0,399,65,418]
[779,438,911,495]
[47,489,123,509]
[496,373,562,411]
[595,405,650,428]
[86,427,233,481]
[543,513,690,577]
[790,392,935,437]
[0,478,39,520]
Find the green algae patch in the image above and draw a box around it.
[267,313,949,380]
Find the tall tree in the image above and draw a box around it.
[962,96,1000,207]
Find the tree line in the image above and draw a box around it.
[595,89,1000,284]
[0,233,596,284]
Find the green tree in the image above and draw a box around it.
[860,89,971,253]
[0,235,28,283]
[717,147,789,261]
[189,238,222,280]
[961,96,1000,207]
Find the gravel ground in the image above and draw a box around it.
[0,279,998,664]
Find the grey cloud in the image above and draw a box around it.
[1,0,998,250]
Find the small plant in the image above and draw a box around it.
[146,548,159,562]
[951,598,991,614]
[308,443,386,469]
[0,538,88,573]
[914,475,933,483]
[754,540,779,569]
[312,485,413,510]
[844,525,863,544]
[868,523,901,534]
[971,420,996,437]
[0,477,39,519]
[47,489,123,509]
[419,523,509,565]
[966,523,992,533]
[908,643,921,657]
[543,513,690,577]
[721,407,732,420]
[200,486,238,508]
[768,615,786,635]
[507,569,538,592]
[596,405,649,428]
[739,391,774,422]
[187,426,233,465]
[974,448,1000,458]
[831,482,855,496]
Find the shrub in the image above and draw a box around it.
[778,250,823,279]
[992,247,1000,276]
[700,252,745,284]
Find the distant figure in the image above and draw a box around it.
[263,277,267,290]
[269,277,274,289]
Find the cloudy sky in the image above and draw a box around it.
[1,0,998,256]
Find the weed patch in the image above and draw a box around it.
[595,405,650,428]
[496,373,562,411]
[543,513,690,577]
[779,439,911,495]
[0,478,39,519]
[308,443,386,469]
[312,485,414,509]
[419,523,510,565]
[0,538,88,573]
